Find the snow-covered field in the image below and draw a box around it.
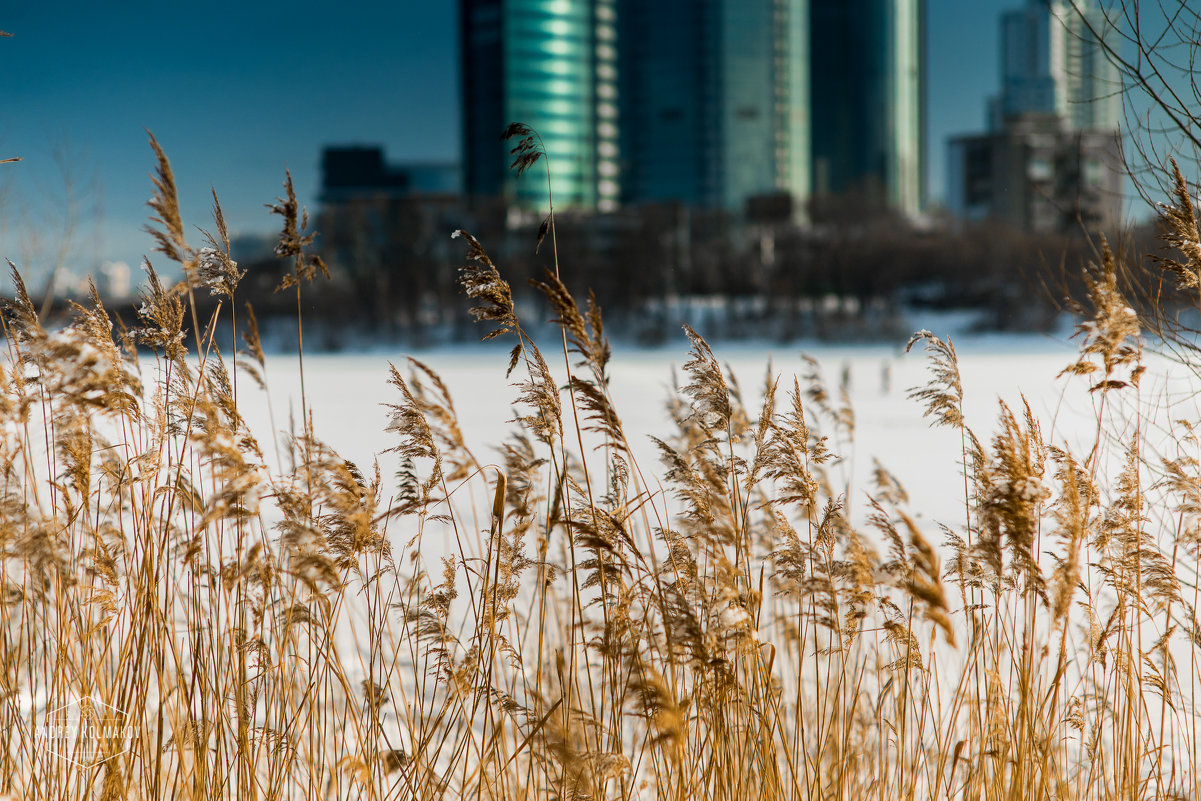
[233,330,1188,531]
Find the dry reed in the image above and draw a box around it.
[0,132,1199,801]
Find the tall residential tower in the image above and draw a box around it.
[809,0,925,216]
[617,0,810,212]
[460,0,619,210]
[461,0,925,217]
[992,0,1120,131]
[948,0,1122,233]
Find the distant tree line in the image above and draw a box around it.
[103,190,1164,351]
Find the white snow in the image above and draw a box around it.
[228,330,1174,532]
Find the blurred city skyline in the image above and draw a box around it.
[2,0,1082,281]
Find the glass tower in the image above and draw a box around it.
[460,0,618,211]
[995,2,1060,121]
[464,0,924,217]
[809,0,924,216]
[993,0,1119,132]
[618,0,810,212]
[1053,0,1121,131]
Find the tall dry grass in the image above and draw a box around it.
[1,132,1200,800]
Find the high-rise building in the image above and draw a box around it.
[947,0,1122,232]
[993,2,1060,123]
[461,0,924,218]
[460,0,619,211]
[617,0,810,213]
[948,114,1122,233]
[1056,1,1120,131]
[991,0,1120,132]
[809,0,925,217]
[320,146,460,203]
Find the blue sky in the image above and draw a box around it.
[1,0,1025,278]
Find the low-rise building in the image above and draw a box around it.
[947,113,1121,233]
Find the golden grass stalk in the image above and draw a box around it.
[0,131,1199,801]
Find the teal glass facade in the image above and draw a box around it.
[461,0,618,211]
[617,0,718,206]
[993,1,1119,133]
[618,0,810,212]
[809,0,924,216]
[463,0,923,217]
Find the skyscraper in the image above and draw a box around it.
[947,0,1122,232]
[1056,1,1121,131]
[994,2,1060,123]
[809,0,925,217]
[460,0,619,211]
[461,0,925,217]
[617,0,810,212]
[992,0,1120,132]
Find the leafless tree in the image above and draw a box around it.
[1065,2,1201,358]
[1066,1,1201,206]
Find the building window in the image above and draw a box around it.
[1028,155,1052,181]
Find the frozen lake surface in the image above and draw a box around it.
[230,329,1187,531]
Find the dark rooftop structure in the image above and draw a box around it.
[320,146,460,203]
